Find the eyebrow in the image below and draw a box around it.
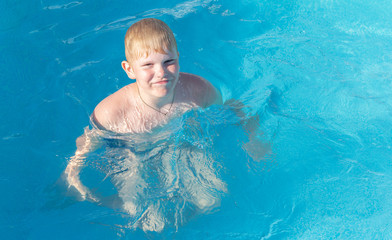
[138,59,152,65]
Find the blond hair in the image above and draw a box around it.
[124,18,178,63]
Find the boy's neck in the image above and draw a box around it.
[136,85,176,113]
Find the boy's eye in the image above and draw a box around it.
[165,59,175,64]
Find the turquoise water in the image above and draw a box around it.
[2,0,392,239]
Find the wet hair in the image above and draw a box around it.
[124,18,178,63]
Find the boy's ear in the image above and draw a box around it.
[121,61,136,79]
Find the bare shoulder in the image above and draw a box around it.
[93,85,133,130]
[179,72,222,107]
[179,72,209,87]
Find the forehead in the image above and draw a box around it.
[135,48,178,62]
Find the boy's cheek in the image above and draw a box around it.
[169,64,180,73]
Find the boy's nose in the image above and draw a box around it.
[155,64,166,78]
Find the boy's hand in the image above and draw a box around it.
[243,137,271,162]
[65,152,99,203]
[65,166,99,203]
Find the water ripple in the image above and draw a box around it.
[63,16,136,44]
[61,60,102,76]
[335,21,392,37]
[43,1,83,10]
[62,0,213,44]
[143,0,213,19]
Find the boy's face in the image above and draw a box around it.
[127,48,180,99]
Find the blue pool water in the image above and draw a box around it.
[2,0,392,239]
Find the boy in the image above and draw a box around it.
[92,18,222,133]
[65,18,223,202]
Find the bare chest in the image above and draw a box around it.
[109,101,197,134]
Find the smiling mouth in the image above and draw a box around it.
[154,80,170,84]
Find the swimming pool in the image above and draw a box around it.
[2,0,392,239]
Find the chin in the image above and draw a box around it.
[154,84,175,97]
[151,89,169,98]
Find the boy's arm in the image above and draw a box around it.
[225,99,271,161]
[90,91,124,132]
[64,127,100,202]
[209,84,223,106]
[181,73,222,107]
[201,77,223,107]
